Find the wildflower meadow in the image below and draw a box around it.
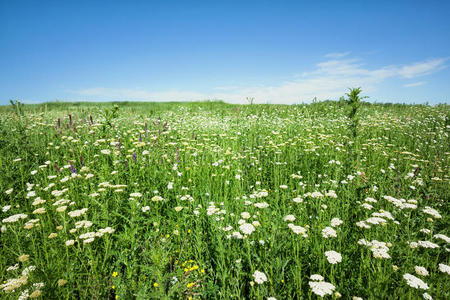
[0,98,449,299]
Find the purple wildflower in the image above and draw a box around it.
[68,161,76,174]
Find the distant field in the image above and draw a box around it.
[0,101,449,299]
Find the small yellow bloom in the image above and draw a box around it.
[112,285,115,289]
[201,269,205,273]
[153,282,159,287]
[112,271,118,277]
[187,282,195,288]
[189,265,199,271]
[166,234,170,238]
[188,229,191,234]
[115,295,119,299]
[281,279,284,283]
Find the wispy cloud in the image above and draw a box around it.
[397,58,447,78]
[324,52,351,58]
[73,55,447,104]
[404,81,426,88]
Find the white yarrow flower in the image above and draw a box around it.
[403,273,429,290]
[284,215,296,222]
[322,227,337,238]
[309,281,335,297]
[423,292,433,300]
[240,223,255,235]
[414,266,429,276]
[325,250,342,264]
[287,223,307,236]
[253,270,267,284]
[438,263,450,275]
[330,218,343,227]
[310,274,324,281]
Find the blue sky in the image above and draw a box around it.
[1,0,449,104]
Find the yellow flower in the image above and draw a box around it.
[112,285,115,289]
[201,269,205,273]
[112,271,118,277]
[189,265,199,271]
[115,295,119,299]
[187,282,195,288]
[153,282,159,287]
[188,229,191,234]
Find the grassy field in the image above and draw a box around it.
[0,100,449,299]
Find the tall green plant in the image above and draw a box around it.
[346,87,367,139]
[344,88,368,208]
[9,99,25,116]
[101,104,120,135]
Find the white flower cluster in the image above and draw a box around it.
[239,223,255,235]
[383,195,417,210]
[68,208,88,218]
[422,206,442,219]
[403,273,429,290]
[254,202,269,208]
[408,241,440,249]
[78,227,115,244]
[2,213,28,223]
[309,274,335,297]
[287,223,307,237]
[0,263,36,293]
[325,250,342,264]
[322,227,337,238]
[358,239,391,259]
[252,270,267,284]
[330,218,343,227]
[438,263,450,275]
[434,234,450,243]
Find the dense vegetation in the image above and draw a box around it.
[0,100,449,299]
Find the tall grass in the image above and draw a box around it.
[0,100,449,299]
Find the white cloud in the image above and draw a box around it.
[397,58,447,78]
[73,56,447,104]
[404,81,426,88]
[324,52,351,58]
